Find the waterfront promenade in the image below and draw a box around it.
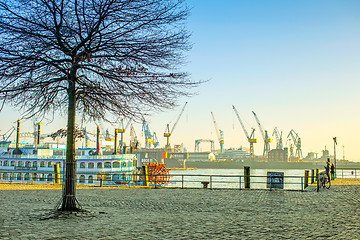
[0,181,359,239]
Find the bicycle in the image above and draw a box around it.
[317,173,331,192]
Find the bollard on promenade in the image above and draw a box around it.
[244,166,250,189]
[54,164,61,184]
[304,170,309,189]
[142,165,149,187]
[310,169,315,184]
[316,169,319,181]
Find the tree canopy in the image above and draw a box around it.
[0,0,197,121]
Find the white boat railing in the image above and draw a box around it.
[0,153,137,160]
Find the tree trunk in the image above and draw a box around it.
[59,75,79,211]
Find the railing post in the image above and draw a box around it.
[239,176,241,190]
[181,175,184,189]
[301,177,303,192]
[210,176,212,189]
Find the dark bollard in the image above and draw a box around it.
[244,166,250,189]
[316,169,319,181]
[201,181,209,189]
[142,165,149,187]
[310,169,315,184]
[304,170,309,189]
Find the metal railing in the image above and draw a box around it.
[0,171,310,191]
[336,168,359,178]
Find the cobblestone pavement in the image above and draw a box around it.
[0,186,359,239]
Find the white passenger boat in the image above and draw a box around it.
[0,142,138,185]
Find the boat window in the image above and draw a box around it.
[47,174,53,182]
[40,161,45,167]
[24,173,30,180]
[32,173,37,181]
[3,161,8,166]
[10,161,15,166]
[88,162,94,168]
[96,174,102,180]
[97,162,102,168]
[0,161,2,166]
[39,174,45,181]
[112,162,120,168]
[17,173,22,181]
[3,173,8,180]
[17,161,23,167]
[104,162,111,168]
[104,174,111,181]
[79,162,86,168]
[88,176,94,184]
[33,161,38,167]
[25,161,31,167]
[79,175,86,183]
[48,162,53,168]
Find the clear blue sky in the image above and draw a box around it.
[1,0,360,161]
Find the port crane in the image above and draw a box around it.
[0,126,15,142]
[116,118,133,152]
[142,116,159,148]
[252,111,272,158]
[164,102,187,149]
[211,112,224,153]
[272,127,283,149]
[232,106,257,160]
[287,129,303,159]
[194,139,215,152]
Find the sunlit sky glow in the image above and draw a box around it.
[1,0,360,161]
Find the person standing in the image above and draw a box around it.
[325,159,331,182]
[331,163,335,180]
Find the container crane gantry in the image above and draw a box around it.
[211,112,224,153]
[164,102,187,149]
[232,106,257,160]
[252,111,272,158]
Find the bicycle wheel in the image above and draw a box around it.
[325,179,331,189]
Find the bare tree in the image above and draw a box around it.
[0,0,198,211]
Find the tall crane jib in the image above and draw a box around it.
[232,106,257,160]
[252,111,272,159]
[211,112,224,153]
[164,102,188,150]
